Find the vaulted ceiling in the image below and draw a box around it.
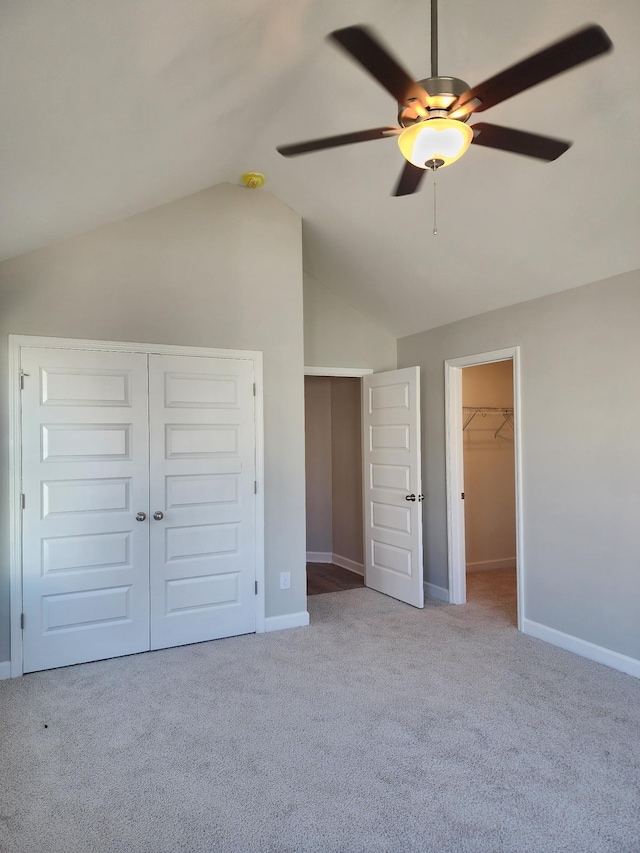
[1,0,639,337]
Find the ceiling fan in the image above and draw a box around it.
[277,1,613,196]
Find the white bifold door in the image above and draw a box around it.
[362,367,424,608]
[21,346,257,673]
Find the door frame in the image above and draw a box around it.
[303,366,372,575]
[9,334,265,677]
[444,347,524,629]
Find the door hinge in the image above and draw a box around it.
[461,492,465,500]
[255,581,258,595]
[20,613,25,630]
[20,494,25,510]
[253,383,256,397]
[254,481,257,494]
[19,370,29,390]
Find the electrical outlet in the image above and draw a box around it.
[280,571,291,590]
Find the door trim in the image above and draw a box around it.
[304,366,373,377]
[444,347,524,630]
[9,334,265,677]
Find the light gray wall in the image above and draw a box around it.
[304,377,333,554]
[0,183,307,663]
[398,270,640,661]
[303,272,396,371]
[331,378,363,566]
[462,361,516,570]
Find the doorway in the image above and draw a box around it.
[445,347,523,628]
[304,366,424,607]
[304,375,365,595]
[461,361,516,623]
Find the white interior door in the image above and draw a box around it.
[362,367,424,608]
[148,355,257,650]
[21,347,150,673]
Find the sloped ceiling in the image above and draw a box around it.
[1,0,639,337]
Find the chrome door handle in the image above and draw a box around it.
[405,494,416,502]
[136,512,147,522]
[153,511,164,521]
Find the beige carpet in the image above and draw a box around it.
[466,566,517,625]
[1,578,638,852]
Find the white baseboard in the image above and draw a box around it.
[424,582,449,603]
[522,618,640,679]
[466,558,516,572]
[264,611,310,633]
[331,554,364,576]
[0,661,11,680]
[306,552,364,577]
[306,552,332,563]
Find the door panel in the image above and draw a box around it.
[21,348,150,673]
[363,367,424,608]
[148,355,256,650]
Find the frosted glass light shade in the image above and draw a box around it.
[398,118,473,168]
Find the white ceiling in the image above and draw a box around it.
[2,0,639,337]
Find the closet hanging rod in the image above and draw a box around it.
[462,406,513,412]
[462,406,514,435]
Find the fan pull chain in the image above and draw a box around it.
[427,158,442,234]
[432,168,438,236]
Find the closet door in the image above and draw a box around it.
[21,348,150,673]
[148,355,257,650]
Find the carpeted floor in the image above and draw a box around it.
[1,578,638,853]
[466,566,517,625]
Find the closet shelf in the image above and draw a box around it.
[462,406,514,439]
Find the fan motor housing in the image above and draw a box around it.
[398,76,470,126]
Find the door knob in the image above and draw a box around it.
[136,512,147,522]
[153,510,164,521]
[405,494,416,502]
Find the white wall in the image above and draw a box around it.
[398,270,640,662]
[0,183,307,664]
[462,361,516,571]
[303,272,396,371]
[331,378,363,566]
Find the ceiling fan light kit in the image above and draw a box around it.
[398,118,473,169]
[277,0,613,197]
[397,74,473,170]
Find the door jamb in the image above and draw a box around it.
[444,347,524,630]
[9,334,266,677]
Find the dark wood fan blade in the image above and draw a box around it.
[277,127,399,157]
[450,24,612,117]
[330,25,430,111]
[471,123,572,160]
[393,162,426,196]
